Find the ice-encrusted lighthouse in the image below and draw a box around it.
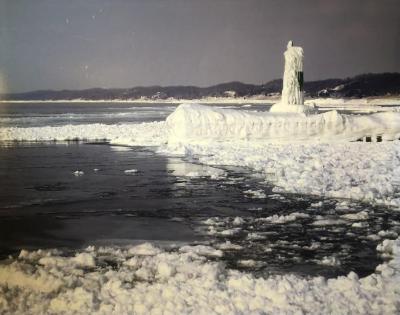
[282,40,304,105]
[270,41,315,114]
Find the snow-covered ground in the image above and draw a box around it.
[0,239,399,314]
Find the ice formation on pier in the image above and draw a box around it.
[167,103,400,142]
[270,41,316,114]
[282,40,304,105]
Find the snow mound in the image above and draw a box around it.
[166,104,400,143]
[1,239,400,314]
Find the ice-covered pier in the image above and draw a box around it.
[168,41,400,143]
[167,103,400,143]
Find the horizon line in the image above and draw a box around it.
[3,71,399,95]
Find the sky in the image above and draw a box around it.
[0,0,399,93]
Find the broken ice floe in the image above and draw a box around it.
[124,169,138,174]
[1,238,400,314]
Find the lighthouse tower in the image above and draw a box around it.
[270,41,316,114]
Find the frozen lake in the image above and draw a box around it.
[0,102,398,279]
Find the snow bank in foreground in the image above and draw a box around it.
[0,121,167,146]
[167,104,400,142]
[0,240,399,314]
[163,141,400,208]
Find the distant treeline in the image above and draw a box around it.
[2,73,399,100]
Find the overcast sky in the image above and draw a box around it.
[0,0,399,93]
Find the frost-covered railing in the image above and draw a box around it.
[167,104,400,143]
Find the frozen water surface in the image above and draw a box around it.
[1,142,399,279]
[1,102,400,314]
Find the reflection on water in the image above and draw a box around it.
[1,142,399,279]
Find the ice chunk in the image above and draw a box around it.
[341,211,369,221]
[156,261,176,279]
[312,218,348,226]
[167,161,226,179]
[110,146,132,152]
[73,253,95,267]
[237,259,264,268]
[232,217,245,225]
[378,230,399,238]
[257,212,310,224]
[179,245,223,258]
[127,243,162,256]
[352,222,368,228]
[319,256,341,266]
[124,169,138,174]
[220,228,242,236]
[243,189,267,199]
[217,241,243,250]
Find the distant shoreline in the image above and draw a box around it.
[1,96,400,106]
[0,97,277,104]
